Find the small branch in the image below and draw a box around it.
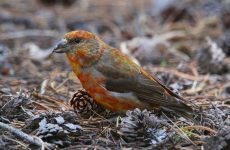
[33,92,70,110]
[149,67,203,81]
[183,125,217,135]
[2,135,28,148]
[162,113,196,146]
[0,122,55,149]
[0,30,60,40]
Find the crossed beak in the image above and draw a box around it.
[53,39,69,53]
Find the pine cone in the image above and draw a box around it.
[203,125,230,150]
[118,108,171,146]
[70,89,106,117]
[195,37,229,74]
[31,112,82,147]
[201,106,227,129]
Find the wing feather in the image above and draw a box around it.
[95,48,193,118]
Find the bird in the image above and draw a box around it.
[53,30,194,118]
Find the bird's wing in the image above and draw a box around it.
[97,49,184,106]
[95,48,193,116]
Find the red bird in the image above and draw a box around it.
[53,30,193,118]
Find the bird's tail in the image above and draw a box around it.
[161,97,195,120]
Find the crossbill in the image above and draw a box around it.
[53,30,193,118]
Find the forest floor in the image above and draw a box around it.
[0,0,230,149]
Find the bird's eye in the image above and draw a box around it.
[75,38,81,43]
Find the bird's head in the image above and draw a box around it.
[53,30,103,66]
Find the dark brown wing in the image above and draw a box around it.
[96,49,193,118]
[105,71,193,118]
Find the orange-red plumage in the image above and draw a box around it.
[53,30,194,118]
[64,30,95,40]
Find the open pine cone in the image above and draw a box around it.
[70,89,106,117]
[118,108,172,146]
[201,106,227,129]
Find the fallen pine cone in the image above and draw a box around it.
[118,108,174,147]
[201,106,227,130]
[70,89,106,117]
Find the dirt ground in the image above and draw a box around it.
[0,0,230,149]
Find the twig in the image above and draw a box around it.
[33,92,70,110]
[0,122,54,149]
[2,135,28,148]
[55,78,69,90]
[149,67,203,81]
[162,113,196,146]
[0,30,59,40]
[183,125,217,135]
[183,74,210,94]
[31,100,52,111]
